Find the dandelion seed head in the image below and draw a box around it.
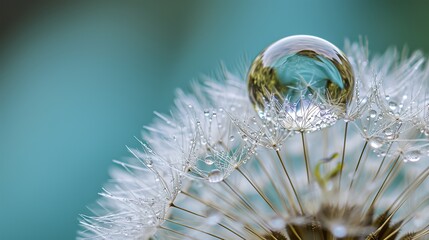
[79,35,429,240]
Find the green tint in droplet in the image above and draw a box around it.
[248,35,354,131]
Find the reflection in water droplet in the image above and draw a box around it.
[247,35,354,132]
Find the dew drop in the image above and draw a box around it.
[204,109,210,117]
[389,101,398,111]
[229,135,235,142]
[208,169,223,183]
[369,137,384,149]
[369,109,377,118]
[204,155,214,165]
[383,128,393,136]
[404,150,421,162]
[146,160,153,168]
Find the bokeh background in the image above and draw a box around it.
[1,1,429,239]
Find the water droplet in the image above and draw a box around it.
[208,169,223,183]
[389,101,398,111]
[146,160,153,168]
[204,155,214,165]
[404,150,421,162]
[204,109,210,117]
[369,137,384,149]
[247,35,354,132]
[242,134,248,141]
[229,136,235,142]
[369,109,377,118]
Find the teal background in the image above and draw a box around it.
[1,1,429,239]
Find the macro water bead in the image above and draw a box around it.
[248,35,354,131]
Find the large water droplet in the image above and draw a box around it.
[208,169,223,183]
[247,35,354,132]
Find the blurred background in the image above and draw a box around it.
[1,1,429,239]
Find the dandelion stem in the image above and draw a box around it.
[158,226,200,240]
[205,186,274,238]
[255,155,293,214]
[373,142,392,180]
[349,140,368,190]
[223,179,257,214]
[275,149,304,214]
[384,196,429,240]
[164,218,224,239]
[368,155,401,211]
[339,121,349,189]
[171,203,247,240]
[180,191,266,239]
[374,166,429,235]
[300,131,311,184]
[237,167,279,214]
[222,180,282,240]
[170,203,205,217]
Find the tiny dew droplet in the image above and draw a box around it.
[369,109,377,118]
[208,169,223,183]
[204,109,210,117]
[229,135,235,142]
[389,101,398,111]
[369,137,384,149]
[146,160,153,168]
[204,155,214,165]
